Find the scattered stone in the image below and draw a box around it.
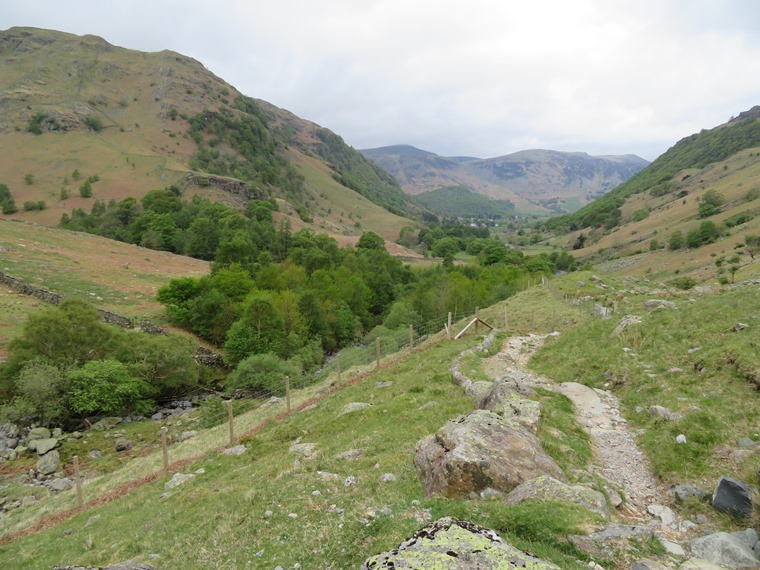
[50,478,74,492]
[680,520,698,532]
[337,402,372,417]
[506,476,609,519]
[658,537,684,556]
[610,315,642,338]
[36,449,60,474]
[289,442,317,459]
[85,514,101,526]
[732,322,749,332]
[360,517,561,570]
[687,347,701,354]
[317,471,341,480]
[223,445,246,456]
[676,434,687,444]
[688,532,760,568]
[114,438,133,452]
[649,405,684,421]
[604,486,623,508]
[344,476,357,486]
[736,437,755,449]
[178,430,197,442]
[335,449,364,461]
[673,483,709,503]
[88,450,102,459]
[311,490,321,496]
[630,560,671,570]
[418,401,438,410]
[379,473,397,483]
[644,299,677,310]
[414,410,566,499]
[375,381,393,388]
[712,476,753,518]
[164,472,195,489]
[91,417,122,431]
[680,560,730,570]
[668,367,684,373]
[569,524,653,560]
[647,504,676,526]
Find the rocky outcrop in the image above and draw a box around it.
[361,517,560,569]
[36,449,60,475]
[414,410,565,498]
[610,315,642,338]
[505,475,609,520]
[687,531,759,569]
[474,379,542,433]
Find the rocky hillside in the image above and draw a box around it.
[360,144,648,215]
[0,27,416,240]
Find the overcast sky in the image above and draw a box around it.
[3,0,760,161]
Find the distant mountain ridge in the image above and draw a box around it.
[360,145,649,214]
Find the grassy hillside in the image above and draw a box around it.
[0,218,209,355]
[415,185,515,219]
[0,27,417,242]
[545,107,760,233]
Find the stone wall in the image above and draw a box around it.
[0,270,227,367]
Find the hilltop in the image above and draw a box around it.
[0,27,417,242]
[360,144,648,215]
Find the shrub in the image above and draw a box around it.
[69,359,150,416]
[225,352,302,397]
[79,180,93,198]
[24,173,34,185]
[84,115,103,132]
[670,276,697,290]
[631,208,649,222]
[1,360,70,427]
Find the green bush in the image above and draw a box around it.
[631,208,649,222]
[1,360,70,427]
[670,276,697,290]
[79,181,93,198]
[84,115,103,132]
[69,359,150,416]
[225,352,302,397]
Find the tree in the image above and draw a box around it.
[7,299,113,368]
[225,352,301,397]
[24,173,34,185]
[356,231,385,251]
[2,360,70,427]
[79,180,93,198]
[84,115,103,132]
[668,230,685,250]
[223,293,285,364]
[69,360,149,416]
[698,190,725,218]
[744,235,760,260]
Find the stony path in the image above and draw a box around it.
[483,333,668,520]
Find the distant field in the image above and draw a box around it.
[0,219,209,350]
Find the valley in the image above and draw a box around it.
[0,25,759,570]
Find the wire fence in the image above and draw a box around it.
[2,276,562,541]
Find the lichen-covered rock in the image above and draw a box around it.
[610,315,642,338]
[28,426,52,441]
[29,437,58,455]
[569,524,653,560]
[414,410,565,498]
[337,402,372,417]
[475,380,542,433]
[505,475,609,519]
[361,517,560,569]
[36,449,60,475]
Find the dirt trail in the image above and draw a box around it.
[484,333,668,519]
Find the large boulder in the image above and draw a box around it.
[505,476,609,520]
[687,532,760,569]
[474,380,542,433]
[360,517,560,569]
[712,476,753,518]
[414,410,565,498]
[28,427,51,441]
[36,449,60,475]
[28,437,58,455]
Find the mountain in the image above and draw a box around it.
[360,144,649,215]
[0,27,417,241]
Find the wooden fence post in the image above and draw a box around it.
[285,375,291,412]
[227,399,234,445]
[73,455,83,508]
[475,307,480,334]
[161,428,169,470]
[447,312,452,340]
